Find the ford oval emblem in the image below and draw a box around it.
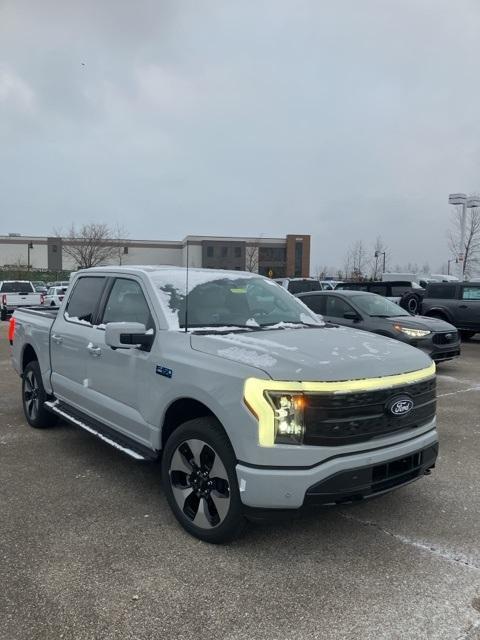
[387,396,414,417]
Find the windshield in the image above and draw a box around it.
[153,273,322,330]
[351,293,411,317]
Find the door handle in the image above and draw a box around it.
[459,304,468,309]
[52,334,63,344]
[86,344,102,357]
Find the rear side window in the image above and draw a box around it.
[288,280,321,294]
[391,285,410,296]
[300,295,326,315]
[336,283,367,291]
[0,281,33,293]
[462,286,480,300]
[102,278,154,328]
[369,284,387,296]
[427,284,457,299]
[65,277,105,324]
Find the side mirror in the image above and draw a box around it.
[344,311,360,321]
[104,322,153,349]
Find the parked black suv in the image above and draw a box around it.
[335,281,425,314]
[422,282,480,339]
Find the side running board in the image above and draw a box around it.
[45,400,158,462]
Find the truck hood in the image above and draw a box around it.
[190,326,433,381]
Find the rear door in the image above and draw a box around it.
[85,277,157,446]
[457,285,480,329]
[50,275,107,407]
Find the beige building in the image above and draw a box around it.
[0,233,311,278]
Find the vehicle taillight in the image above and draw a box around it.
[40,294,45,305]
[1,294,6,306]
[8,317,15,345]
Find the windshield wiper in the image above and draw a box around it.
[249,321,324,330]
[186,324,254,334]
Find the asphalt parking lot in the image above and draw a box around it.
[1,321,479,640]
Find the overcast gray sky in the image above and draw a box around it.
[1,0,479,272]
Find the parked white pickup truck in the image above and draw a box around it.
[1,280,43,320]
[10,266,438,542]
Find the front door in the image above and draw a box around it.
[85,277,157,447]
[458,285,480,329]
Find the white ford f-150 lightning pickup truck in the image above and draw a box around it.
[11,266,438,542]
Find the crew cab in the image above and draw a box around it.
[422,281,480,339]
[11,266,438,543]
[1,280,43,320]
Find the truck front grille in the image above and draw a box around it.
[303,377,436,446]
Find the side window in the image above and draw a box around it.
[462,286,480,300]
[391,285,409,296]
[325,296,354,318]
[65,277,106,324]
[300,295,326,315]
[369,284,387,296]
[427,284,457,299]
[102,279,154,329]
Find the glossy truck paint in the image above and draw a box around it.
[11,266,438,540]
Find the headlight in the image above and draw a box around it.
[265,392,305,445]
[394,325,431,338]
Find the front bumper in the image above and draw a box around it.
[236,427,438,509]
[410,334,461,362]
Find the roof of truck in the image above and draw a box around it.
[77,265,261,278]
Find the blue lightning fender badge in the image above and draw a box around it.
[156,365,173,379]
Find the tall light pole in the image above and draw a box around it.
[27,242,33,270]
[449,194,480,279]
[374,250,386,275]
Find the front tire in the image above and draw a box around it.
[22,361,57,428]
[162,418,246,543]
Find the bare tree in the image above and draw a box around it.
[352,240,370,280]
[60,223,122,269]
[245,243,259,273]
[448,205,480,277]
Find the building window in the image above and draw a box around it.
[234,246,242,258]
[52,245,57,253]
[207,246,214,258]
[259,247,286,262]
[295,241,303,277]
[221,246,228,258]
[123,246,128,254]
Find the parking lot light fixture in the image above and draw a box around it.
[374,250,386,274]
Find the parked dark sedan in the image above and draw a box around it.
[297,290,461,362]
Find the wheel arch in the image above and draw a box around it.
[21,343,38,372]
[161,397,226,449]
[423,307,452,322]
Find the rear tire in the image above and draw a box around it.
[161,417,246,543]
[22,361,57,429]
[1,308,7,321]
[400,292,421,315]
